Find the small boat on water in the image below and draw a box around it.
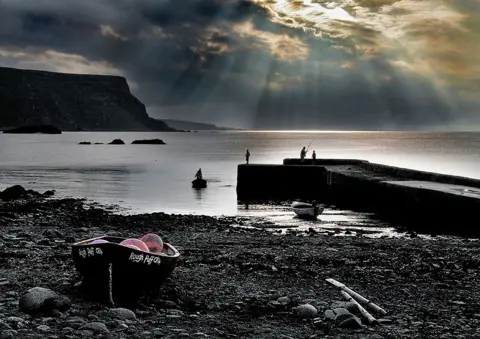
[291,201,324,220]
[192,178,207,188]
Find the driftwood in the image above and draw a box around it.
[326,278,387,316]
[341,290,377,324]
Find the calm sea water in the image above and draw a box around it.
[0,131,479,219]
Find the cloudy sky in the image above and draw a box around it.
[0,0,478,130]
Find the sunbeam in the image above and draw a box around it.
[0,0,478,130]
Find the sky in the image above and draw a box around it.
[0,0,478,130]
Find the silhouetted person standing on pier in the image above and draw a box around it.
[245,150,250,164]
[300,146,306,162]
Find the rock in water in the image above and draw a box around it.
[19,287,71,315]
[0,185,26,200]
[43,190,55,197]
[109,139,125,145]
[131,139,166,145]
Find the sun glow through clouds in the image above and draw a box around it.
[251,0,479,99]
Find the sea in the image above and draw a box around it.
[0,131,479,235]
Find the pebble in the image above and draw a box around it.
[0,330,16,339]
[107,308,137,321]
[6,317,23,324]
[324,310,335,321]
[338,315,363,329]
[277,296,290,306]
[79,322,109,332]
[36,324,50,332]
[292,304,318,318]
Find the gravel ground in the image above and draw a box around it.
[1,192,479,339]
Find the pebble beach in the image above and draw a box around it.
[1,189,479,339]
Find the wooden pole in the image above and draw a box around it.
[326,278,387,316]
[341,290,377,324]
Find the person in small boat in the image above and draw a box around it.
[300,146,306,161]
[245,149,250,164]
[312,150,316,164]
[195,168,203,180]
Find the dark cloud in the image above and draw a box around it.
[0,0,477,130]
[253,59,453,130]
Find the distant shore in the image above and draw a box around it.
[1,194,479,338]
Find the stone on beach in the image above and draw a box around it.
[292,304,318,318]
[18,287,71,315]
[107,308,137,320]
[1,191,480,338]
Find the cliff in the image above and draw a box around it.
[0,67,174,131]
[162,119,242,131]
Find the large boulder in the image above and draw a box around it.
[0,185,27,200]
[19,287,71,315]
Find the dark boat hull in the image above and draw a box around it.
[71,236,180,306]
[192,178,207,188]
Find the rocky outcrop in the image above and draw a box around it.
[162,119,241,131]
[3,125,61,134]
[109,139,125,145]
[131,139,166,144]
[0,67,175,131]
[0,185,55,200]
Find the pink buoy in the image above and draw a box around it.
[140,233,164,253]
[124,244,141,251]
[89,239,109,245]
[120,238,149,252]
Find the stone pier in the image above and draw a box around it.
[237,159,480,236]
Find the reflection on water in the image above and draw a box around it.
[235,203,433,239]
[193,188,205,201]
[0,166,141,202]
[0,131,479,217]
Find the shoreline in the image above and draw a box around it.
[1,194,479,338]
